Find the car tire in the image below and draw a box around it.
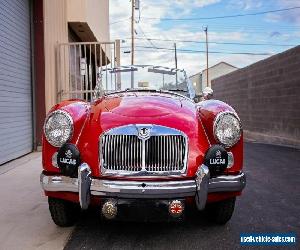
[206,197,236,225]
[48,197,80,227]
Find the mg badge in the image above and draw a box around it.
[138,127,151,140]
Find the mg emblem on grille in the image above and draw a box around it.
[138,127,151,140]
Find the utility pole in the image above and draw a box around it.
[204,26,209,87]
[115,39,121,90]
[131,0,135,66]
[130,0,136,88]
[174,43,178,87]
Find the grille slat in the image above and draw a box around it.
[101,131,187,174]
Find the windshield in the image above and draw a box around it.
[93,65,195,99]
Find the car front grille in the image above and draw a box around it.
[100,125,188,175]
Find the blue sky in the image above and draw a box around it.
[110,0,300,75]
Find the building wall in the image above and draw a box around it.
[43,0,68,112]
[211,46,300,148]
[86,0,110,42]
[189,73,202,94]
[202,63,237,90]
[43,0,110,112]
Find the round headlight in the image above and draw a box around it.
[213,111,242,148]
[44,110,73,147]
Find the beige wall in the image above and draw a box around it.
[43,0,110,112]
[189,73,202,94]
[202,63,237,90]
[44,0,68,112]
[86,0,110,42]
[67,0,110,42]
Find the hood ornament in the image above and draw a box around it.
[138,127,151,140]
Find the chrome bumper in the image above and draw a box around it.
[40,164,246,210]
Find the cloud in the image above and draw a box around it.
[109,0,272,76]
[228,0,263,10]
[265,0,300,25]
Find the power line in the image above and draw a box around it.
[132,49,271,56]
[136,24,158,48]
[129,37,297,47]
[134,28,298,36]
[121,45,273,55]
[141,6,300,21]
[110,18,130,25]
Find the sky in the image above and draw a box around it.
[109,0,300,76]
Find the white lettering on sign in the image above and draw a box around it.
[210,158,225,165]
[60,158,77,165]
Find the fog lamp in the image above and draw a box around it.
[102,200,118,220]
[169,200,184,218]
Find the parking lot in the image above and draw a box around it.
[64,142,300,249]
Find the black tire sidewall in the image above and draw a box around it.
[48,197,80,227]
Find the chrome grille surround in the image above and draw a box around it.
[99,124,188,177]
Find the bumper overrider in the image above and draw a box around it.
[40,163,246,212]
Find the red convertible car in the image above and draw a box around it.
[40,65,246,226]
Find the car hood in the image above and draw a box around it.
[68,91,211,179]
[103,92,183,117]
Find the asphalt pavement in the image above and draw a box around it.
[65,142,300,250]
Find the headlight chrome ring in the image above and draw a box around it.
[213,111,242,148]
[44,110,74,147]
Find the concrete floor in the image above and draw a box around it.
[0,153,72,250]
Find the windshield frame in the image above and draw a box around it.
[93,65,195,100]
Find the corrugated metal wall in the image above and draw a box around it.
[0,0,33,164]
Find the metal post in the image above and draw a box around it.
[174,43,178,87]
[204,27,209,87]
[131,0,135,65]
[131,0,135,88]
[115,40,121,90]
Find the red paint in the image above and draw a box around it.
[45,191,101,205]
[42,92,244,202]
[198,99,244,175]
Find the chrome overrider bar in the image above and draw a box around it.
[40,163,246,210]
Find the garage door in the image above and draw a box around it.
[0,0,33,164]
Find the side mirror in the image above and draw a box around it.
[193,95,202,103]
[203,87,213,100]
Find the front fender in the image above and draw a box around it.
[42,100,90,173]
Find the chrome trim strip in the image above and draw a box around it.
[41,168,246,199]
[40,174,79,193]
[78,163,92,210]
[195,165,210,210]
[91,179,196,198]
[208,172,246,193]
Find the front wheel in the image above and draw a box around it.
[48,197,80,227]
[206,197,236,225]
